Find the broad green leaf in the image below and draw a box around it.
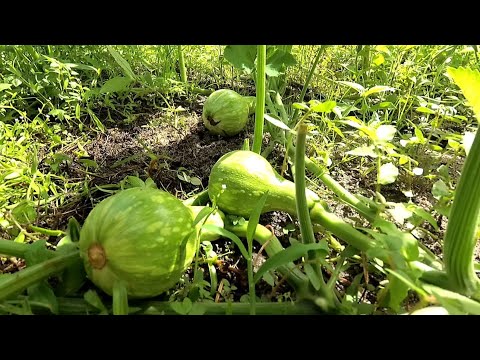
[370,219,419,261]
[375,45,391,55]
[337,81,365,94]
[447,66,480,118]
[188,303,206,315]
[375,125,397,141]
[437,164,450,179]
[265,49,296,77]
[310,100,337,113]
[447,139,461,150]
[14,232,25,243]
[407,204,439,231]
[0,83,12,91]
[126,176,145,188]
[399,155,409,165]
[372,53,385,66]
[27,282,59,314]
[54,257,86,296]
[362,85,395,98]
[170,297,193,315]
[253,242,328,284]
[223,45,257,74]
[99,76,132,94]
[380,271,410,312]
[11,200,37,224]
[202,225,249,259]
[378,162,399,185]
[264,114,291,131]
[432,180,451,198]
[347,145,377,158]
[107,46,136,80]
[78,158,99,169]
[24,240,54,267]
[189,177,202,186]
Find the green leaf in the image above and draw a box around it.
[14,232,25,243]
[292,102,309,111]
[310,100,337,113]
[189,177,202,186]
[27,282,59,314]
[253,242,328,284]
[264,114,291,131]
[432,180,451,198]
[362,85,395,98]
[223,45,257,74]
[378,162,399,185]
[380,271,409,312]
[78,158,98,169]
[24,240,54,267]
[83,289,108,314]
[0,83,12,91]
[193,206,214,227]
[407,204,439,231]
[337,81,365,94]
[375,125,397,142]
[144,178,158,189]
[415,106,436,114]
[202,225,249,260]
[67,217,81,243]
[100,76,132,94]
[75,103,81,120]
[11,200,37,225]
[54,257,86,297]
[107,46,136,80]
[304,263,321,291]
[447,66,480,119]
[112,280,129,315]
[265,49,296,77]
[86,108,105,132]
[372,53,385,66]
[369,219,419,262]
[423,284,480,315]
[126,176,145,188]
[247,192,269,252]
[346,145,377,158]
[170,297,193,315]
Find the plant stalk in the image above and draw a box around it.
[252,45,266,154]
[0,251,79,301]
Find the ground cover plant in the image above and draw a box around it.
[0,45,479,315]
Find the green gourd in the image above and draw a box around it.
[208,150,325,218]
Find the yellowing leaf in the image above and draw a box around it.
[447,66,480,119]
[378,162,399,185]
[375,125,397,142]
